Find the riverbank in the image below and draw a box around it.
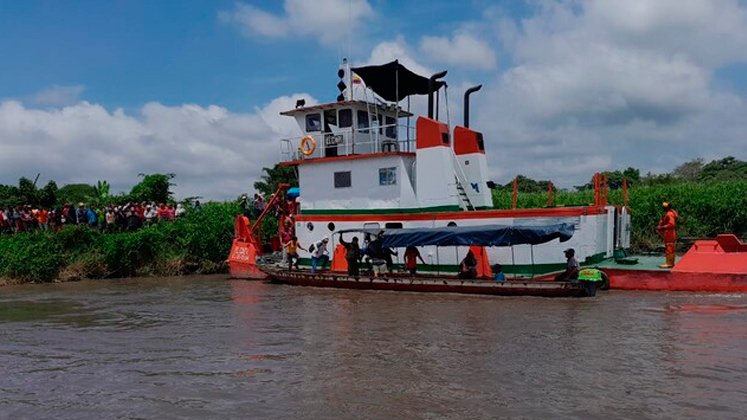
[0,202,238,285]
[3,180,747,285]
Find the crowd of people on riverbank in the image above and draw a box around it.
[0,201,200,235]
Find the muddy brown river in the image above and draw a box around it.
[1,275,746,419]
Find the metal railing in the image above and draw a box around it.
[280,124,417,161]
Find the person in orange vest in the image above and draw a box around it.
[657,202,679,268]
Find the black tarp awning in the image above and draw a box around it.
[351,60,445,102]
[377,224,575,248]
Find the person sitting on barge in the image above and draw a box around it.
[492,263,506,283]
[554,248,580,282]
[458,251,478,279]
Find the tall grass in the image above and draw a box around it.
[493,181,747,250]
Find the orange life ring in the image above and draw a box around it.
[299,135,316,156]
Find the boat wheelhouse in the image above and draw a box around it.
[275,59,631,275]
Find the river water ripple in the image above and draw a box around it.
[1,275,746,419]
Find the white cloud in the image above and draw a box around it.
[0,96,315,200]
[30,85,86,106]
[219,0,375,46]
[363,36,433,77]
[420,32,497,70]
[467,0,747,187]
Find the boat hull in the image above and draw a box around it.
[600,236,747,292]
[262,267,589,297]
[229,262,268,280]
[604,268,747,292]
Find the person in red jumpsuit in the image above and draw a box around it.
[657,202,679,268]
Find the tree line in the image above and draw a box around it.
[492,156,747,193]
[0,173,179,209]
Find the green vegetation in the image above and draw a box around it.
[493,156,747,251]
[0,202,238,283]
[493,180,747,250]
[253,165,298,197]
[2,157,746,284]
[0,168,297,284]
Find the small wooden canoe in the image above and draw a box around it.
[261,267,590,298]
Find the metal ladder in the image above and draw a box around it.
[454,174,475,211]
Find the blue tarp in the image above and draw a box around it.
[379,223,575,248]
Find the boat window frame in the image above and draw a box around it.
[305,113,322,132]
[334,171,352,188]
[357,110,369,131]
[385,116,396,138]
[338,109,352,128]
[379,167,397,186]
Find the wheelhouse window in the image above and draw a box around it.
[324,109,337,132]
[379,167,396,186]
[305,113,321,132]
[334,171,351,188]
[372,113,383,134]
[385,116,396,138]
[357,110,369,131]
[338,109,352,128]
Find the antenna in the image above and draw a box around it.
[347,0,352,61]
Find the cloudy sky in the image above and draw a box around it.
[2,0,747,199]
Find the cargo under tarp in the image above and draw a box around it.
[378,224,575,248]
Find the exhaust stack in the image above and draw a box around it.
[463,85,482,128]
[427,70,448,119]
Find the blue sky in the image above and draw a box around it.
[0,0,526,111]
[1,0,747,199]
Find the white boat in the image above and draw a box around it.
[247,59,631,276]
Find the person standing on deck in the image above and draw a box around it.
[657,202,679,268]
[404,246,426,275]
[310,236,330,273]
[339,234,363,276]
[284,236,305,271]
[366,231,387,277]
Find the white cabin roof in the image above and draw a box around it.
[280,100,413,118]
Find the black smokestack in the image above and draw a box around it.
[428,70,448,119]
[463,85,482,128]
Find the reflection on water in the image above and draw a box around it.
[1,276,746,419]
